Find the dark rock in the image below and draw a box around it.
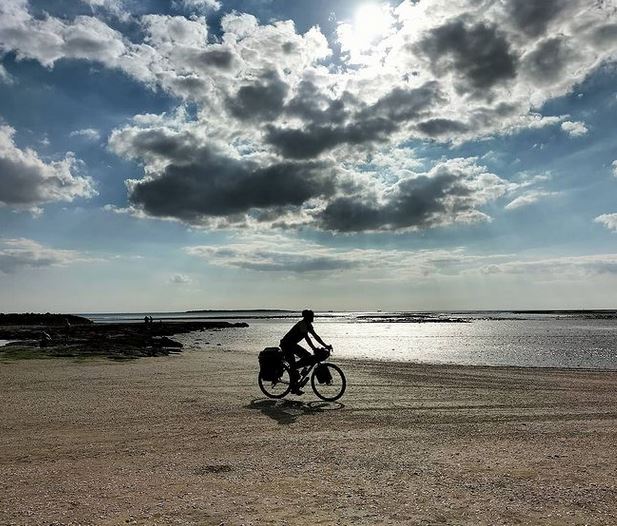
[0,313,92,326]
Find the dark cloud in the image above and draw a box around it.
[127,143,336,221]
[265,120,394,160]
[416,21,517,97]
[281,41,295,54]
[226,70,289,121]
[317,160,504,232]
[116,128,199,162]
[186,48,235,70]
[417,118,469,136]
[506,0,570,37]
[318,173,460,232]
[590,23,617,49]
[267,82,442,159]
[285,79,352,125]
[361,83,442,122]
[522,37,575,85]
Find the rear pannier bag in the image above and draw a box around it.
[259,347,283,381]
[315,363,332,385]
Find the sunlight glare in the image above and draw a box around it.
[353,3,391,44]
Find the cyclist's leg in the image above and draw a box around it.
[281,345,300,387]
[294,344,313,368]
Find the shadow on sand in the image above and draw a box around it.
[246,398,345,425]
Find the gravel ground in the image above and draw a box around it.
[1,347,617,525]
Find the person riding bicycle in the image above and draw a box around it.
[280,309,331,395]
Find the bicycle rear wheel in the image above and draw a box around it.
[258,363,292,399]
[311,363,346,401]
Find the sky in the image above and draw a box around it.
[0,0,617,312]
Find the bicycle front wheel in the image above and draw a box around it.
[258,363,292,399]
[311,363,346,401]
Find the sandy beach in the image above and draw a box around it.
[2,348,617,525]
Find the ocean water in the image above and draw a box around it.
[84,311,617,369]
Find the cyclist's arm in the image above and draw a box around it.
[309,327,329,348]
[304,334,318,351]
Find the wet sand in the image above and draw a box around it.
[1,348,617,525]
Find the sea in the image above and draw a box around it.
[83,310,617,370]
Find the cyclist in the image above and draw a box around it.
[280,309,331,395]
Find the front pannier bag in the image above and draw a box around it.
[315,363,332,384]
[259,347,283,381]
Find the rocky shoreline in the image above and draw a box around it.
[0,317,248,360]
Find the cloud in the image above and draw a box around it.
[612,160,617,178]
[595,213,617,232]
[184,234,475,276]
[185,233,617,282]
[561,120,588,137]
[0,124,96,210]
[69,128,101,141]
[3,0,616,233]
[109,112,509,232]
[80,0,127,17]
[266,82,442,159]
[504,190,557,210]
[108,120,337,224]
[141,14,208,48]
[178,0,221,12]
[0,238,88,273]
[480,253,617,278]
[505,0,572,38]
[415,20,518,98]
[170,273,191,284]
[186,243,358,273]
[226,70,289,122]
[2,0,614,151]
[0,2,127,67]
[317,158,508,232]
[0,63,13,84]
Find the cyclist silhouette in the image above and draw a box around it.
[280,309,331,395]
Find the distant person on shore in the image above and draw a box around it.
[280,309,331,395]
[63,317,71,339]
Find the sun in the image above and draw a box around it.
[352,3,391,44]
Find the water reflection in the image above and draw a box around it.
[181,318,617,369]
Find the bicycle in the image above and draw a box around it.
[258,347,347,402]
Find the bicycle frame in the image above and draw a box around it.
[285,347,331,380]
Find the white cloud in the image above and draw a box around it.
[0,3,127,67]
[0,124,96,210]
[0,63,13,84]
[505,190,557,210]
[612,160,617,178]
[69,128,101,141]
[141,14,208,48]
[561,120,589,137]
[185,233,617,282]
[178,0,221,12]
[0,238,89,273]
[479,253,617,278]
[80,0,127,18]
[595,213,617,232]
